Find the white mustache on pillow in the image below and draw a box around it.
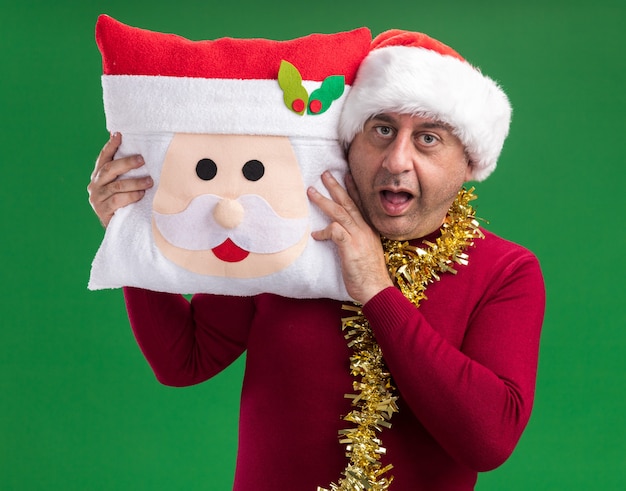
[153,194,309,253]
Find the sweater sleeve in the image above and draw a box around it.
[363,252,545,471]
[123,286,255,387]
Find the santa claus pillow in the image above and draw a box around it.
[88,15,371,299]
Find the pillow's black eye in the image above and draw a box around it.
[242,160,265,182]
[196,158,217,181]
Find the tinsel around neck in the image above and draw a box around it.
[384,186,484,308]
[318,187,484,491]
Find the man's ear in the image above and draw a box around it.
[464,155,474,182]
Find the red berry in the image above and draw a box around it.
[292,99,305,113]
[309,99,322,114]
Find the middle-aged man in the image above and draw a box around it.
[88,28,545,491]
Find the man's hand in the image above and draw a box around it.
[87,133,153,228]
[308,171,393,305]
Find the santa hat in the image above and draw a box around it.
[96,15,371,140]
[339,29,512,181]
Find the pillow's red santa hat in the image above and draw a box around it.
[339,30,512,181]
[95,15,371,140]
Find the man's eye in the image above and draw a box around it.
[242,160,265,182]
[420,134,437,145]
[375,126,393,137]
[196,158,218,180]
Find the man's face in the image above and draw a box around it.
[347,112,471,240]
[151,133,309,278]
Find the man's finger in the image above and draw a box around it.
[90,174,152,204]
[319,171,368,229]
[344,172,363,212]
[89,178,152,228]
[92,132,122,178]
[108,175,153,196]
[94,154,146,186]
[307,183,348,222]
[311,221,349,244]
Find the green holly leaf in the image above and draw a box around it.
[278,60,309,115]
[307,75,345,115]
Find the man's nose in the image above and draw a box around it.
[213,198,244,229]
[382,133,415,174]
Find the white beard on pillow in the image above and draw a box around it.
[88,15,372,300]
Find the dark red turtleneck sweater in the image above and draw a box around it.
[123,228,545,490]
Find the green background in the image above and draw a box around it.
[1,0,624,489]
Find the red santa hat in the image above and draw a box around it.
[339,29,512,181]
[95,15,371,140]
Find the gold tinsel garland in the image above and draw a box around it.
[318,187,484,491]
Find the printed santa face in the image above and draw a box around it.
[89,15,371,298]
[152,133,309,277]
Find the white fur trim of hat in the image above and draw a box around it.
[338,30,512,181]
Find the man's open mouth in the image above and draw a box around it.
[380,190,413,215]
[381,190,413,204]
